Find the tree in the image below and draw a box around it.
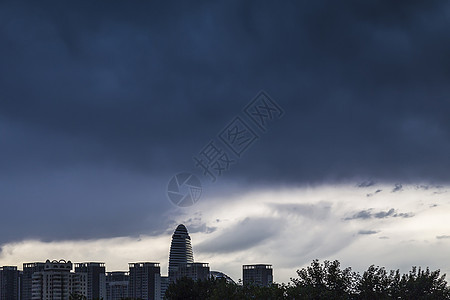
[164,260,450,299]
[165,277,202,300]
[391,266,450,299]
[357,265,391,299]
[287,259,358,299]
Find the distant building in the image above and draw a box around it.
[159,276,169,300]
[0,266,19,300]
[18,271,22,300]
[75,262,106,300]
[168,224,194,283]
[22,262,45,300]
[170,263,210,282]
[128,262,160,300]
[31,259,87,300]
[209,271,235,284]
[243,264,273,286]
[106,271,129,300]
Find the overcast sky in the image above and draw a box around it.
[1,0,450,283]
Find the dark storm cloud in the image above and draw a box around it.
[366,189,382,197]
[415,185,430,190]
[392,184,403,193]
[345,208,414,220]
[1,0,450,243]
[374,209,396,218]
[268,202,331,220]
[196,217,282,254]
[433,191,447,195]
[176,213,218,234]
[358,181,376,188]
[358,230,379,235]
[347,210,372,220]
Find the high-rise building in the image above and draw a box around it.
[0,266,19,300]
[159,276,169,300]
[168,224,194,282]
[18,271,22,300]
[128,262,160,300]
[170,263,210,282]
[106,271,129,300]
[75,262,106,300]
[243,264,273,286]
[22,262,45,300]
[31,259,87,300]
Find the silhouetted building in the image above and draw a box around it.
[31,259,87,300]
[243,264,273,286]
[210,271,235,284]
[75,262,106,300]
[106,271,128,300]
[128,262,160,300]
[0,266,19,300]
[159,276,169,300]
[171,263,210,282]
[22,262,45,300]
[18,271,22,300]
[168,224,194,283]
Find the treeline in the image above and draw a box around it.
[165,259,450,299]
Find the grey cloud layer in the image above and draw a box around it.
[0,0,449,244]
[195,217,283,254]
[2,1,450,182]
[345,208,414,220]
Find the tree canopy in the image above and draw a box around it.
[164,259,450,299]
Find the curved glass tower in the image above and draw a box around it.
[168,224,194,280]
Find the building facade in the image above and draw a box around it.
[159,276,169,300]
[31,259,87,300]
[22,262,45,300]
[105,271,128,300]
[74,262,106,300]
[128,262,160,300]
[168,224,194,282]
[170,263,210,282]
[0,266,19,300]
[243,264,273,286]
